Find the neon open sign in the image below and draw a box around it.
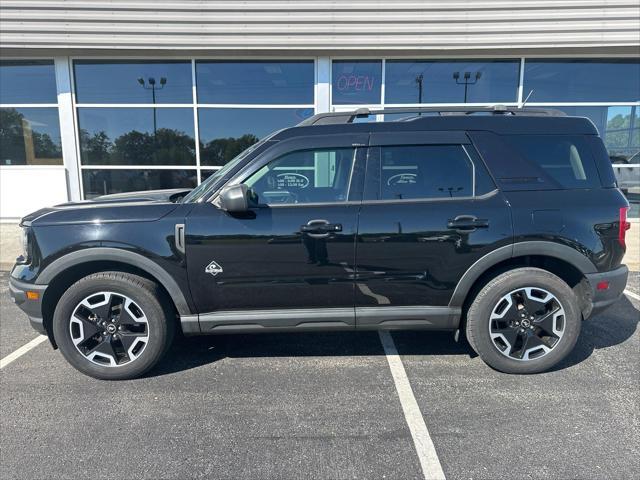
[336,75,375,92]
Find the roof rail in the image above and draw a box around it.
[297,106,566,126]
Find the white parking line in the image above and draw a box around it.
[379,331,446,480]
[0,335,47,369]
[625,289,640,302]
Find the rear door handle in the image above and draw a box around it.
[447,215,489,232]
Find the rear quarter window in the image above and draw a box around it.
[499,134,600,189]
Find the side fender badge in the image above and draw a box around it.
[205,260,223,276]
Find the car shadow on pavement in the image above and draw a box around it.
[148,296,639,378]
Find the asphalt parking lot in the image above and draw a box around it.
[1,272,638,480]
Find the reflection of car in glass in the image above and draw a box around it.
[9,107,631,379]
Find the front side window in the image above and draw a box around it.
[244,148,356,205]
[373,145,475,200]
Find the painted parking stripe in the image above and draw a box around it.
[0,335,47,369]
[624,289,640,302]
[379,331,446,480]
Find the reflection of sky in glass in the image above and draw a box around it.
[198,108,313,141]
[74,61,193,104]
[13,107,62,141]
[0,61,57,103]
[385,60,519,104]
[524,60,640,102]
[196,61,314,104]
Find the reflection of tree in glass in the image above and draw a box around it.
[0,108,61,164]
[80,127,195,165]
[201,134,259,166]
[605,112,640,161]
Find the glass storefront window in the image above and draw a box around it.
[77,107,196,165]
[196,61,314,104]
[82,169,197,199]
[0,107,62,165]
[523,60,640,103]
[385,60,520,104]
[553,106,639,162]
[0,60,58,104]
[74,61,193,104]
[332,60,382,105]
[198,108,313,166]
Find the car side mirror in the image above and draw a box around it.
[219,184,251,213]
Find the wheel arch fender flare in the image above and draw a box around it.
[36,247,192,315]
[448,241,597,308]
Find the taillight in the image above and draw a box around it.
[619,207,631,247]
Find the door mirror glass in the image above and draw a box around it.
[219,184,251,213]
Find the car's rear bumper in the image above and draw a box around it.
[585,265,628,317]
[8,276,48,335]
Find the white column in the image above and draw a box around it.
[54,56,81,201]
[316,57,331,113]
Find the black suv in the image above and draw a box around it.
[9,107,630,380]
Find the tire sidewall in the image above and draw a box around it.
[469,268,581,374]
[53,274,169,380]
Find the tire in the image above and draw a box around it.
[465,267,581,374]
[52,272,175,380]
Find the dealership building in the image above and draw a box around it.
[0,0,638,222]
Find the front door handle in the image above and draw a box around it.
[447,215,489,232]
[300,219,343,238]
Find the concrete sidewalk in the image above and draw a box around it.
[2,220,639,272]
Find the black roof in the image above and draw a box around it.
[271,107,598,141]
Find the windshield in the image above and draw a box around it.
[182,138,269,203]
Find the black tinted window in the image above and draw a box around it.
[245,148,355,205]
[74,61,193,104]
[501,135,600,189]
[375,145,474,200]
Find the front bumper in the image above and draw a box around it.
[8,276,48,335]
[585,265,629,317]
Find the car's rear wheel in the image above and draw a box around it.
[466,268,581,374]
[53,272,174,380]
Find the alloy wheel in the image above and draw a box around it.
[69,291,149,367]
[489,287,565,361]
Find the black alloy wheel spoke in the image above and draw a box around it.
[534,307,562,339]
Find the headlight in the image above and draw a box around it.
[20,227,30,261]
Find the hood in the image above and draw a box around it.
[21,188,190,227]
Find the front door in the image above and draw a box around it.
[354,131,512,328]
[185,135,367,331]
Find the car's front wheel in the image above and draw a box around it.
[466,267,581,374]
[53,272,174,380]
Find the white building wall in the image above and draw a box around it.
[1,0,639,54]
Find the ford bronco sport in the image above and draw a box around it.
[9,107,630,380]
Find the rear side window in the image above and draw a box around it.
[500,135,600,189]
[374,145,476,200]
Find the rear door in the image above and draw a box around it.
[354,131,512,328]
